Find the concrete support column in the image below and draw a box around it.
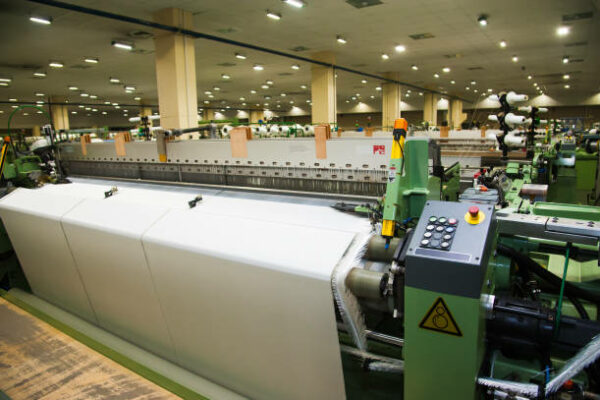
[449,99,464,130]
[32,126,41,136]
[203,109,215,121]
[382,72,402,131]
[423,92,438,127]
[249,110,264,124]
[153,8,198,130]
[310,52,336,125]
[50,97,69,131]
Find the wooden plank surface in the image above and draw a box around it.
[0,297,180,400]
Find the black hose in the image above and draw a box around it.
[497,244,593,320]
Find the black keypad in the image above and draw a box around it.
[420,215,458,251]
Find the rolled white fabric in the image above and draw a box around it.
[506,91,528,104]
[505,112,527,127]
[518,106,532,113]
[488,115,499,122]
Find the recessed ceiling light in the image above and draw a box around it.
[112,40,133,51]
[68,86,78,91]
[557,26,570,36]
[124,85,136,91]
[562,56,569,64]
[511,55,518,62]
[381,53,389,60]
[49,61,64,68]
[443,67,450,73]
[78,105,84,108]
[261,84,269,89]
[564,84,570,89]
[477,14,488,26]
[10,105,17,108]
[471,81,476,85]
[35,93,45,97]
[204,100,210,104]
[71,111,77,114]
[235,53,247,60]
[527,75,532,80]
[115,105,120,109]
[204,91,212,95]
[465,86,470,90]
[102,111,107,114]
[266,80,274,85]
[112,102,118,106]
[533,83,538,86]
[283,0,305,8]
[85,107,91,111]
[8,98,17,102]
[250,89,257,94]
[90,95,97,99]
[419,92,423,96]
[434,73,440,78]
[411,65,418,70]
[80,93,89,97]
[450,80,456,84]
[280,93,286,97]
[395,45,406,53]
[291,64,300,70]
[221,74,231,80]
[213,86,220,91]
[563,74,570,80]
[487,88,493,92]
[0,82,8,87]
[473,89,478,93]
[109,77,120,83]
[300,85,307,89]
[134,96,141,101]
[499,40,507,48]
[266,11,281,20]
[29,16,52,25]
[104,101,111,104]
[208,94,214,98]
[84,57,99,64]
[33,71,46,78]
[361,79,367,84]
[375,86,382,91]
[240,97,246,101]
[0,78,11,83]
[253,64,264,71]
[336,35,347,44]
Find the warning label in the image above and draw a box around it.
[388,167,396,182]
[373,145,386,155]
[418,297,462,337]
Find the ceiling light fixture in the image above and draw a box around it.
[261,84,269,89]
[450,80,456,84]
[29,16,52,25]
[411,65,418,70]
[266,11,281,20]
[511,55,518,62]
[562,56,569,64]
[557,26,570,36]
[0,78,11,83]
[124,85,136,91]
[434,73,440,78]
[235,53,247,60]
[477,14,488,26]
[90,95,97,99]
[35,93,44,97]
[253,64,264,71]
[563,74,570,80]
[80,93,89,97]
[443,67,450,73]
[300,85,307,89]
[213,86,220,91]
[84,57,99,64]
[564,84,570,89]
[49,61,64,68]
[381,53,389,60]
[471,80,476,85]
[283,0,305,8]
[33,71,46,77]
[375,86,382,91]
[250,89,257,94]
[336,35,347,44]
[527,75,532,80]
[395,45,406,53]
[291,64,300,70]
[221,74,231,79]
[68,86,78,91]
[109,77,120,84]
[134,96,141,101]
[499,40,507,48]
[111,40,133,51]
[266,80,274,85]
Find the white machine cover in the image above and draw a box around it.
[0,182,372,399]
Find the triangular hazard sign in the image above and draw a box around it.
[418,297,462,337]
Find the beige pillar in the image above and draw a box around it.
[382,72,402,131]
[50,97,69,131]
[311,52,336,125]
[449,99,464,130]
[249,110,264,124]
[203,109,215,121]
[32,125,41,137]
[153,8,198,130]
[423,92,438,126]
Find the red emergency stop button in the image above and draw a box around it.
[563,380,574,390]
[469,206,479,218]
[465,205,485,225]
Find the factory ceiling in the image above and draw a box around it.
[0,0,598,126]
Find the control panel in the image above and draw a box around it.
[405,201,496,299]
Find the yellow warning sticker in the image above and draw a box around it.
[418,297,462,337]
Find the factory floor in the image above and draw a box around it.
[0,297,180,400]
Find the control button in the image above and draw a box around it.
[430,240,440,248]
[421,239,430,246]
[443,234,452,241]
[435,226,445,232]
[469,206,479,218]
[438,217,447,224]
[433,233,442,240]
[441,242,450,249]
[445,227,455,233]
[426,224,435,231]
[424,232,432,238]
[448,218,457,225]
[429,216,437,223]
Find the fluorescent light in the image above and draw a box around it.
[35,93,44,97]
[395,45,406,53]
[562,56,569,64]
[266,80,274,85]
[213,86,220,91]
[90,95,97,99]
[30,16,52,25]
[411,65,418,70]
[84,57,99,64]
[49,61,64,68]
[204,91,212,95]
[557,26,570,36]
[104,101,111,104]
[283,0,305,8]
[477,15,488,26]
[375,86,382,91]
[8,98,17,102]
[235,53,247,60]
[109,77,120,83]
[33,71,46,77]
[564,84,570,89]
[300,85,307,89]
[253,64,264,71]
[250,89,257,94]
[80,93,89,97]
[124,85,136,91]
[499,40,507,48]
[512,55,518,62]
[336,35,347,44]
[266,11,281,20]
[240,97,246,101]
[102,111,107,115]
[0,78,11,83]
[291,64,300,70]
[487,88,493,92]
[261,84,269,89]
[361,79,367,84]
[443,67,450,73]
[465,86,470,90]
[563,74,570,80]
[221,74,231,79]
[280,93,286,97]
[471,81,476,85]
[434,73,440,78]
[112,41,133,51]
[68,86,78,90]
[204,100,210,104]
[450,80,456,84]
[528,75,532,80]
[134,96,141,101]
[0,82,8,87]
[381,53,389,60]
